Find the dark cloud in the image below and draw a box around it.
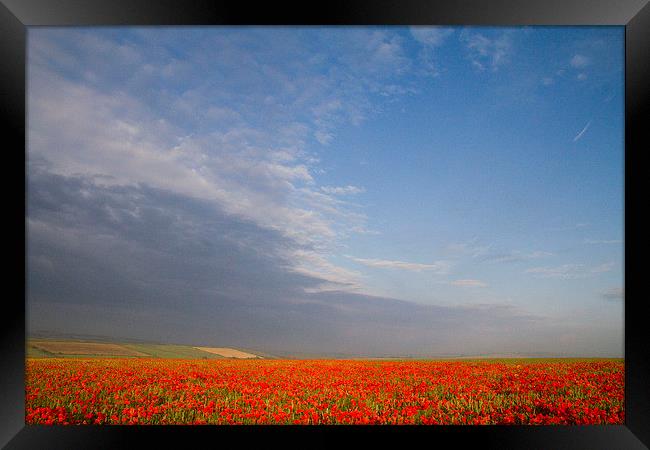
[27,162,319,310]
[28,165,620,356]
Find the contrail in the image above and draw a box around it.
[573,120,592,142]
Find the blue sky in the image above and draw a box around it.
[27,26,624,357]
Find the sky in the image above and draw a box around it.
[26,26,624,357]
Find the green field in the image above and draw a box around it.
[122,343,225,359]
[26,338,269,360]
[26,344,55,358]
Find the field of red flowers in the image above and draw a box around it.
[25,359,624,425]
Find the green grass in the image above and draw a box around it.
[26,344,55,358]
[26,345,140,359]
[122,343,225,359]
[26,339,229,360]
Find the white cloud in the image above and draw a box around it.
[410,27,455,47]
[526,264,582,278]
[591,262,615,273]
[577,73,588,81]
[314,130,334,145]
[321,185,366,195]
[584,239,622,245]
[460,29,513,71]
[330,28,410,79]
[526,262,614,279]
[289,250,363,292]
[451,279,488,288]
[530,251,554,258]
[204,106,242,123]
[446,239,491,259]
[28,29,424,297]
[570,54,590,68]
[488,250,553,263]
[349,257,450,274]
[547,222,590,232]
[348,225,380,235]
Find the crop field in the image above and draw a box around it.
[29,341,148,357]
[25,358,623,425]
[26,340,260,360]
[121,344,226,360]
[194,347,259,359]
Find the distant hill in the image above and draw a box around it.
[26,333,622,361]
[27,337,271,360]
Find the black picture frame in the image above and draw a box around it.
[1,0,647,448]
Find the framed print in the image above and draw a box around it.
[1,0,648,448]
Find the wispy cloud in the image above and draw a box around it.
[410,27,455,47]
[321,185,365,195]
[570,54,590,68]
[602,287,624,301]
[460,29,513,71]
[289,249,363,293]
[445,240,551,265]
[573,120,592,142]
[314,130,335,145]
[487,250,553,264]
[584,239,622,245]
[541,54,591,86]
[526,262,614,279]
[445,239,491,259]
[409,26,455,76]
[547,222,589,232]
[349,256,450,274]
[451,279,488,288]
[28,28,422,296]
[591,262,615,273]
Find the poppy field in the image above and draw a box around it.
[25,358,624,425]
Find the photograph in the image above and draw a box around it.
[24,25,626,426]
